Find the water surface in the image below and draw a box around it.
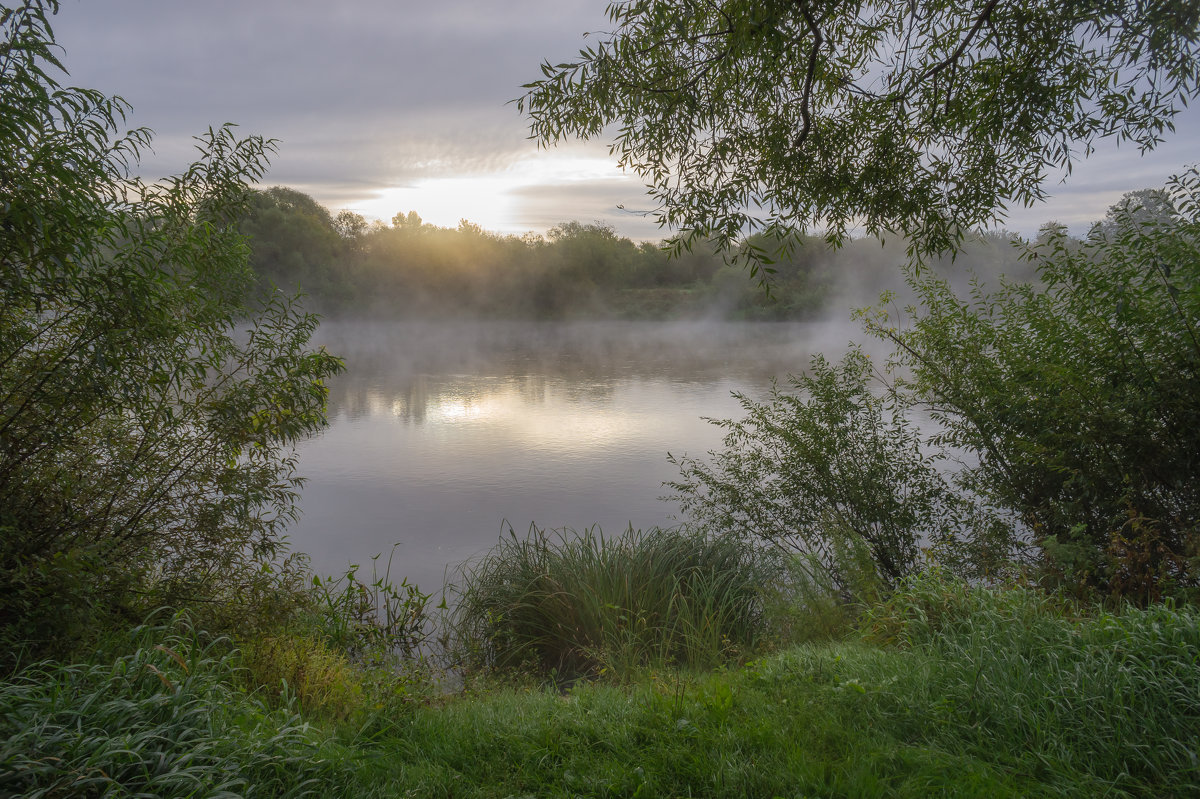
[289,320,862,593]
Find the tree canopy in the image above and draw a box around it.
[520,1,1200,261]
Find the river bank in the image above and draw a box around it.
[5,575,1197,798]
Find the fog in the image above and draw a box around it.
[242,186,1045,325]
[277,214,1060,589]
[288,318,887,590]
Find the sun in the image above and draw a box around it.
[352,152,635,235]
[356,175,518,232]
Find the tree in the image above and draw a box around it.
[0,1,342,653]
[520,1,1200,262]
[333,209,368,240]
[391,210,424,230]
[547,220,640,287]
[240,187,352,309]
[862,174,1200,600]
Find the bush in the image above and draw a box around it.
[0,1,342,659]
[450,525,780,680]
[677,170,1200,600]
[871,171,1200,600]
[668,348,1016,592]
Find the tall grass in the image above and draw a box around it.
[859,571,1200,793]
[0,615,362,798]
[450,524,780,679]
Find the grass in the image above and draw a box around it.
[362,643,1043,798]
[358,577,1199,797]
[3,574,1198,797]
[449,525,782,680]
[860,571,1200,793]
[0,614,362,798]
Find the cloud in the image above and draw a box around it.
[990,110,1200,235]
[50,0,1200,241]
[508,178,665,241]
[51,0,622,225]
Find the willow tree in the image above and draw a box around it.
[0,1,342,654]
[520,1,1200,264]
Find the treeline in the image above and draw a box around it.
[239,187,1032,319]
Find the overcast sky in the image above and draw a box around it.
[51,0,1199,241]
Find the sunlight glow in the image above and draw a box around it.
[414,381,658,456]
[428,395,495,423]
[353,154,634,235]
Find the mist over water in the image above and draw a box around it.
[287,319,872,593]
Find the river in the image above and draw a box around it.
[287,319,868,594]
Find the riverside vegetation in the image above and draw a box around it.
[236,185,1033,322]
[5,579,1199,797]
[3,2,1199,797]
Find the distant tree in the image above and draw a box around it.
[521,1,1200,263]
[392,210,424,230]
[1093,188,1177,239]
[547,221,640,287]
[240,187,351,308]
[333,209,368,240]
[253,185,332,220]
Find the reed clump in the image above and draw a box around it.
[450,524,781,680]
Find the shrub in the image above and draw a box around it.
[870,171,1200,600]
[668,348,1016,592]
[681,171,1200,600]
[0,1,342,659]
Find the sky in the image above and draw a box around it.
[50,0,1200,242]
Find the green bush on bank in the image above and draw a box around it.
[668,347,1016,595]
[668,175,1200,605]
[866,176,1200,600]
[0,1,342,666]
